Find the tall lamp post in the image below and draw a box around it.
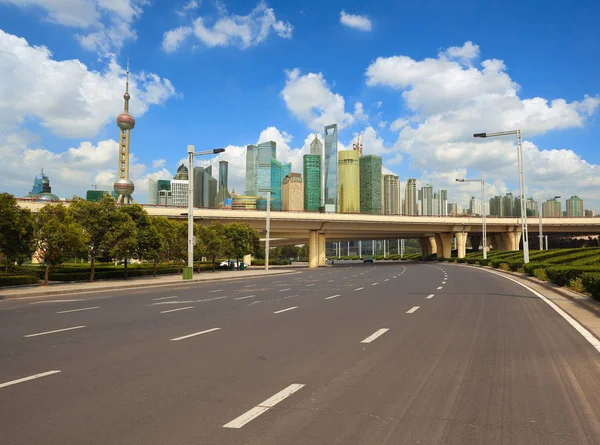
[538,195,560,250]
[184,145,225,280]
[474,130,529,264]
[265,191,273,271]
[456,178,487,259]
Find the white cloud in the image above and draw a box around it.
[340,10,372,31]
[0,0,148,53]
[176,0,200,16]
[0,134,171,202]
[161,1,293,52]
[378,121,387,129]
[152,159,166,169]
[375,101,383,109]
[365,41,600,209]
[281,68,365,132]
[0,30,177,138]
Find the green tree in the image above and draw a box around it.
[222,223,259,269]
[101,212,137,279]
[0,193,35,267]
[70,194,118,281]
[34,204,89,285]
[119,205,163,276]
[200,224,226,272]
[168,220,188,273]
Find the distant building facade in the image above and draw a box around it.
[171,179,188,206]
[323,124,338,212]
[566,196,584,217]
[404,178,417,215]
[542,198,562,217]
[338,150,360,213]
[282,173,304,211]
[382,174,400,215]
[303,154,321,212]
[359,155,382,215]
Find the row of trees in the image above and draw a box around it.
[0,193,260,284]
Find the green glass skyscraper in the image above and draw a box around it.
[359,155,382,215]
[303,154,321,212]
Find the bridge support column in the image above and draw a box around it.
[318,233,327,266]
[493,234,505,251]
[502,231,521,251]
[309,230,318,269]
[435,233,453,258]
[514,231,522,251]
[456,232,468,258]
[427,236,437,256]
[471,236,481,254]
[420,238,430,258]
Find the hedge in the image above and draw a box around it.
[582,273,600,301]
[251,259,291,266]
[545,266,600,287]
[523,262,546,276]
[0,275,40,286]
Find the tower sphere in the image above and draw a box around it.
[113,178,135,197]
[117,113,135,130]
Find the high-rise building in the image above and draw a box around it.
[359,155,382,215]
[147,179,158,204]
[310,134,323,156]
[447,202,459,215]
[435,189,448,216]
[323,124,338,212]
[245,145,257,195]
[503,193,515,217]
[420,184,433,216]
[469,197,482,215]
[526,198,538,216]
[566,196,584,217]
[282,173,304,211]
[157,180,172,206]
[31,168,51,195]
[113,59,135,204]
[404,178,417,215]
[338,150,360,213]
[490,196,504,216]
[257,141,277,199]
[267,158,291,211]
[382,174,401,215]
[542,198,562,217]
[203,166,217,208]
[303,154,321,212]
[585,209,596,218]
[215,160,231,207]
[171,179,188,206]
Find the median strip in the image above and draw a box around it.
[223,383,305,429]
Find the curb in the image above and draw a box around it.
[0,269,300,301]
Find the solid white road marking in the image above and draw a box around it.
[30,299,82,304]
[384,279,389,282]
[372,283,378,286]
[209,289,224,293]
[361,328,389,344]
[406,306,420,314]
[223,384,305,429]
[437,286,443,290]
[306,284,315,287]
[273,306,298,314]
[245,284,256,287]
[355,287,364,291]
[234,295,256,300]
[25,325,86,338]
[152,295,179,301]
[325,294,340,300]
[160,306,194,314]
[57,306,99,314]
[426,294,435,299]
[483,268,600,354]
[279,288,292,292]
[0,370,61,390]
[170,328,221,341]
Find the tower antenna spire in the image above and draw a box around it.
[124,56,130,114]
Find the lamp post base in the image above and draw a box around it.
[182,266,194,280]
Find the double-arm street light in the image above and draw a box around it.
[456,178,487,259]
[474,130,529,264]
[184,145,226,280]
[538,195,561,250]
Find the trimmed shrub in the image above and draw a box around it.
[523,263,545,276]
[477,259,490,266]
[457,258,467,263]
[466,259,478,264]
[582,273,600,301]
[0,275,40,286]
[498,263,510,271]
[490,260,503,268]
[533,268,549,281]
[545,266,600,287]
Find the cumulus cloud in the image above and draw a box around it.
[161,1,292,52]
[0,0,148,53]
[340,10,372,31]
[176,0,200,16]
[281,68,365,132]
[0,30,177,138]
[365,41,600,209]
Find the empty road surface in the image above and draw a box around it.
[2,262,600,444]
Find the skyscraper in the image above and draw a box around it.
[303,154,321,212]
[404,178,417,215]
[489,196,504,216]
[147,179,158,205]
[310,134,323,156]
[438,189,448,216]
[215,160,231,206]
[338,150,360,213]
[503,192,515,217]
[268,158,291,211]
[113,58,135,204]
[447,202,459,215]
[171,180,188,206]
[420,184,433,216]
[282,173,304,211]
[469,197,482,215]
[257,141,277,199]
[566,196,584,217]
[542,198,562,217]
[245,145,257,195]
[203,165,217,208]
[323,124,338,212]
[382,174,401,215]
[526,198,538,216]
[359,155,382,215]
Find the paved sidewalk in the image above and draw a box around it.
[0,268,300,301]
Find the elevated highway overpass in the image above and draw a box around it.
[18,200,600,267]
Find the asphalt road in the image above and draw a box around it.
[2,262,600,445]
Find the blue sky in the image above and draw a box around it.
[1,0,599,210]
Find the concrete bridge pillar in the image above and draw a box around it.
[318,233,327,266]
[427,236,437,256]
[309,230,318,269]
[420,238,430,258]
[471,236,481,254]
[456,232,468,258]
[435,233,453,259]
[493,234,505,251]
[514,231,522,251]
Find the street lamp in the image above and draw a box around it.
[538,195,561,250]
[456,178,487,259]
[265,190,274,271]
[474,130,529,263]
[184,145,226,280]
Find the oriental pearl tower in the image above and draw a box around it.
[113,58,136,204]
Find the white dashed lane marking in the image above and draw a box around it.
[361,328,389,344]
[273,306,298,314]
[406,306,420,314]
